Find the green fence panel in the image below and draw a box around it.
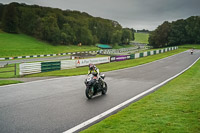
[154,51,156,55]
[140,53,144,58]
[130,54,135,59]
[41,61,61,72]
[159,50,161,53]
[147,51,151,56]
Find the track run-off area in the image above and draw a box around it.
[0,50,200,133]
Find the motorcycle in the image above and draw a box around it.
[191,49,193,55]
[84,72,107,99]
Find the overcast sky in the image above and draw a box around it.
[1,0,200,30]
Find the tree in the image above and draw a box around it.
[149,21,171,48]
[18,7,38,35]
[40,16,60,44]
[121,29,132,44]
[76,26,93,45]
[168,19,188,46]
[185,16,200,44]
[149,16,200,47]
[111,30,122,45]
[61,23,76,44]
[0,2,126,46]
[2,3,19,33]
[130,28,135,41]
[0,4,4,21]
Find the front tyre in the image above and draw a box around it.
[102,82,107,95]
[85,87,93,99]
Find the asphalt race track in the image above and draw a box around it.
[0,50,199,133]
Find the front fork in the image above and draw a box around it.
[87,85,95,93]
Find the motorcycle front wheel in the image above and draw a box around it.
[85,86,93,99]
[102,82,107,95]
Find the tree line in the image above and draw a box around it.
[149,16,200,48]
[0,2,135,46]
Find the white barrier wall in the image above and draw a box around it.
[135,53,140,58]
[61,60,76,70]
[150,51,154,55]
[76,57,110,67]
[144,51,147,56]
[20,62,41,75]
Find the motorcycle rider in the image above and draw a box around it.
[88,64,99,75]
[88,64,103,87]
[191,48,194,55]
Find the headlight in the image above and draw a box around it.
[87,77,91,81]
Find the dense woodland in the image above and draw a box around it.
[0,2,135,46]
[149,16,200,48]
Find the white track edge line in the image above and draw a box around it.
[63,56,200,133]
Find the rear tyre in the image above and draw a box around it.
[86,87,93,99]
[102,82,107,95]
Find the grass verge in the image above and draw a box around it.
[179,44,200,49]
[0,32,98,58]
[81,54,200,133]
[0,80,23,86]
[25,48,186,77]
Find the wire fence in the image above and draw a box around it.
[0,63,17,78]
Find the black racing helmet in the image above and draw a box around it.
[89,64,95,71]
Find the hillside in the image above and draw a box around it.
[134,32,149,44]
[0,2,134,46]
[0,32,98,57]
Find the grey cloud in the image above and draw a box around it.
[1,0,200,30]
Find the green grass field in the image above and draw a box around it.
[0,32,136,58]
[81,53,200,133]
[0,32,99,58]
[134,32,149,44]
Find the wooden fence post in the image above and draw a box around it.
[15,63,17,76]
